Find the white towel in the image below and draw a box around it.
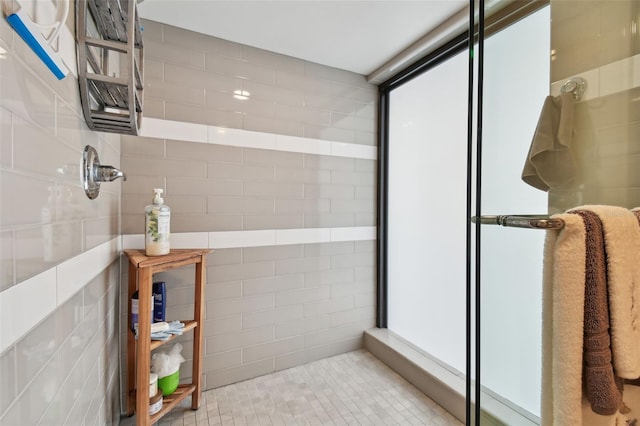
[541,213,586,426]
[574,205,640,379]
[542,207,640,426]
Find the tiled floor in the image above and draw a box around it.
[121,349,462,426]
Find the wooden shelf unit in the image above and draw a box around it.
[124,249,211,426]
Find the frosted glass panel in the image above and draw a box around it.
[387,6,550,418]
[387,51,469,373]
[480,6,550,418]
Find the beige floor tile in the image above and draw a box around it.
[120,350,462,426]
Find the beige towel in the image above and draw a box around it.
[542,207,640,426]
[522,92,577,191]
[619,384,640,425]
[575,205,640,379]
[541,213,586,426]
[582,399,631,426]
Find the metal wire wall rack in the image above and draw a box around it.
[77,0,144,135]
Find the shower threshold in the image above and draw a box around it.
[364,328,539,426]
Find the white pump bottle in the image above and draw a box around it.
[145,188,170,256]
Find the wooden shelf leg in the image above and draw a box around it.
[191,255,206,409]
[136,266,153,426]
[126,261,137,416]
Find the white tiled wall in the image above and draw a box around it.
[549,0,640,211]
[0,4,121,424]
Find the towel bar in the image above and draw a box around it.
[471,215,565,229]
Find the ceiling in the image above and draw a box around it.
[136,0,468,77]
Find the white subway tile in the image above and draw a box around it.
[276,135,331,156]
[56,238,119,306]
[633,54,640,89]
[209,230,276,249]
[582,68,601,101]
[0,238,120,352]
[169,232,209,249]
[331,141,377,160]
[0,269,56,353]
[125,228,375,250]
[276,228,331,245]
[331,226,376,242]
[140,117,208,143]
[600,56,632,98]
[209,126,276,150]
[139,118,376,159]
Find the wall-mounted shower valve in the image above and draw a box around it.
[82,145,127,200]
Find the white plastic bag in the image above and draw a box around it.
[150,343,185,378]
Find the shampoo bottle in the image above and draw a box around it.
[153,281,166,322]
[145,188,170,256]
[131,290,154,331]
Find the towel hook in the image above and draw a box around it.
[560,77,586,101]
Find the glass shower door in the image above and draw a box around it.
[471,3,550,424]
[474,0,640,424]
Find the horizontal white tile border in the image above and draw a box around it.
[139,118,208,143]
[139,117,377,160]
[276,228,331,246]
[330,226,377,242]
[550,53,640,102]
[56,238,121,306]
[122,226,376,250]
[0,269,57,354]
[1,227,375,353]
[209,230,276,249]
[0,237,122,353]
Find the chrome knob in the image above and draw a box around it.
[96,165,127,182]
[82,145,127,199]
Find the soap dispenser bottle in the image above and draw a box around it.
[145,188,170,256]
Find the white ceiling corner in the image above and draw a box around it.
[137,0,468,77]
